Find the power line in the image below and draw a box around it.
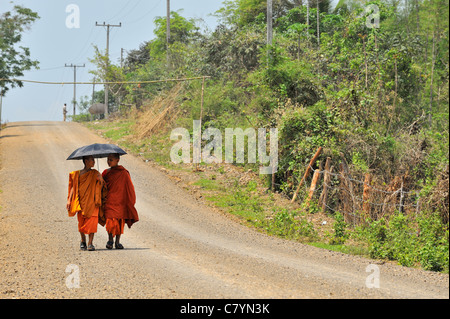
[105,0,134,22]
[26,66,66,72]
[127,0,163,26]
[166,0,170,67]
[107,0,144,23]
[69,24,97,64]
[0,76,210,86]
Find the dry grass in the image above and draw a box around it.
[134,83,185,140]
[430,164,449,224]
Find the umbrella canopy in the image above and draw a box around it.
[67,143,127,160]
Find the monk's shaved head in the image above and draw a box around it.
[82,155,94,165]
[107,153,120,168]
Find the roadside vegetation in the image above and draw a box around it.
[78,0,448,272]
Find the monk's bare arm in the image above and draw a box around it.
[67,187,73,211]
[97,172,104,184]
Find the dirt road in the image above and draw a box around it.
[0,121,448,299]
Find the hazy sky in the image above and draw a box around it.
[1,0,225,122]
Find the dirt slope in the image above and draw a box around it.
[0,121,448,299]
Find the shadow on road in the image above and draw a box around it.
[0,134,20,139]
[92,247,151,252]
[3,123,61,129]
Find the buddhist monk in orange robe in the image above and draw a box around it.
[102,153,139,249]
[67,155,105,251]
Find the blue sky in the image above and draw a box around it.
[1,0,225,122]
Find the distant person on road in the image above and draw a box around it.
[67,155,106,251]
[63,103,68,122]
[102,153,139,250]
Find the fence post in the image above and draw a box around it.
[319,157,332,213]
[339,157,356,224]
[291,146,323,202]
[399,176,404,214]
[307,159,323,206]
[415,190,420,218]
[363,173,372,221]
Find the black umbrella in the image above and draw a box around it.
[66,143,127,160]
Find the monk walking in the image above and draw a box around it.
[67,155,106,251]
[102,153,139,249]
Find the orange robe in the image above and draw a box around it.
[67,169,105,234]
[102,166,139,235]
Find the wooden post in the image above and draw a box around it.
[166,0,171,67]
[267,0,273,67]
[271,160,276,192]
[195,77,205,172]
[399,176,404,214]
[415,190,420,218]
[307,159,323,205]
[291,146,323,202]
[339,157,355,224]
[339,163,349,221]
[200,76,205,122]
[362,173,372,220]
[319,157,332,213]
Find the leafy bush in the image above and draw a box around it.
[330,212,348,245]
[416,213,449,272]
[259,208,317,241]
[358,212,449,272]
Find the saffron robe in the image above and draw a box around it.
[67,169,105,233]
[102,165,139,229]
[105,218,125,236]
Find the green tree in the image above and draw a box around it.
[0,5,40,95]
[150,10,200,59]
[88,46,126,113]
[124,41,151,72]
[216,0,329,28]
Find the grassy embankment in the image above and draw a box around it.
[84,116,372,258]
[82,110,448,274]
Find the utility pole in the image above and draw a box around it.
[267,0,273,67]
[267,0,273,46]
[65,63,85,117]
[96,21,122,118]
[120,48,125,69]
[166,0,170,67]
[306,0,310,44]
[317,0,320,46]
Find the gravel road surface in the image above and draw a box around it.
[0,121,448,299]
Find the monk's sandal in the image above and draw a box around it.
[87,244,95,251]
[80,242,87,251]
[115,243,124,249]
[106,241,114,250]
